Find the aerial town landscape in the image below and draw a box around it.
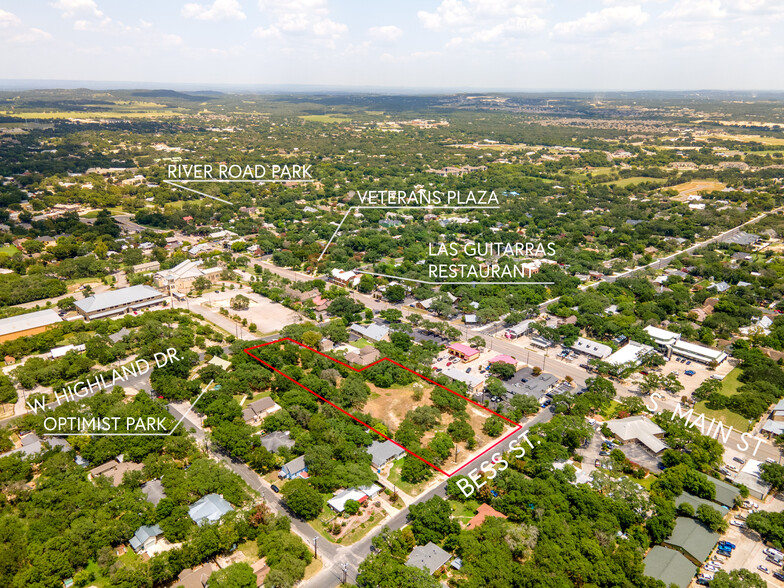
[3,1,784,588]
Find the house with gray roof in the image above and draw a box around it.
[74,285,166,320]
[242,396,281,424]
[129,524,163,553]
[141,479,167,506]
[349,323,390,343]
[368,439,406,469]
[280,455,308,479]
[259,431,295,453]
[188,494,234,526]
[406,542,451,575]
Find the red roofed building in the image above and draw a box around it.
[488,354,516,366]
[448,342,480,362]
[467,503,508,530]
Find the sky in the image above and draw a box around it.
[1,0,783,90]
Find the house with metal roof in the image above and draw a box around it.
[280,455,308,479]
[664,517,719,564]
[327,485,382,513]
[605,341,654,370]
[643,546,696,588]
[368,439,406,469]
[188,494,234,526]
[349,323,390,343]
[406,542,451,575]
[74,285,166,320]
[129,524,163,553]
[0,308,62,343]
[440,365,485,395]
[141,479,167,506]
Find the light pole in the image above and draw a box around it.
[341,563,349,584]
[313,536,318,559]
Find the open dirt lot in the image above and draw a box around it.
[670,180,726,200]
[200,289,300,334]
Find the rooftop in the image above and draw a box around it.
[607,415,667,454]
[571,337,612,359]
[643,546,696,588]
[74,285,163,314]
[188,493,234,526]
[0,309,62,337]
[406,542,451,575]
[665,517,719,563]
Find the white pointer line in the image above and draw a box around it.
[317,205,501,261]
[356,270,554,286]
[167,179,314,183]
[164,181,234,205]
[40,381,213,437]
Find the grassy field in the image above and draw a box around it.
[0,245,20,256]
[601,177,668,187]
[706,133,784,146]
[0,109,182,119]
[719,368,743,396]
[669,180,726,199]
[450,499,480,525]
[692,402,751,431]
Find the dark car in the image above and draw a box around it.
[466,367,472,373]
[774,572,784,581]
[271,485,280,493]
[520,378,528,383]
[733,457,746,464]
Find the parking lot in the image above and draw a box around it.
[690,494,784,587]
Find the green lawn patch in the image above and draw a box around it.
[0,245,20,256]
[387,461,430,497]
[601,177,667,188]
[450,499,480,523]
[600,400,622,420]
[719,368,743,396]
[693,401,751,432]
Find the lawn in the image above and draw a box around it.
[719,368,743,396]
[601,177,667,188]
[0,245,20,256]
[450,499,480,524]
[600,400,623,420]
[82,550,142,587]
[387,461,433,497]
[693,401,751,432]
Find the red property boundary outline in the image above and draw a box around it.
[244,338,523,477]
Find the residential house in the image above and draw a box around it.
[88,460,144,487]
[345,345,381,367]
[466,503,508,530]
[349,323,390,343]
[259,431,296,453]
[129,524,163,553]
[242,397,281,424]
[406,542,451,575]
[280,455,308,479]
[367,439,406,469]
[188,494,234,526]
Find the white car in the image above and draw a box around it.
[726,464,738,472]
[704,565,719,573]
[730,520,745,527]
[709,559,723,567]
[758,565,769,574]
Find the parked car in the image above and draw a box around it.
[270,485,280,493]
[726,464,738,472]
[704,565,719,573]
[774,571,784,581]
[730,520,745,527]
[733,456,746,464]
[595,459,601,467]
[466,367,471,373]
[446,362,452,367]
[758,566,769,574]
[717,549,732,557]
[719,541,736,549]
[599,451,610,456]
[685,370,696,376]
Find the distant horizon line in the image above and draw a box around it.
[2,79,784,95]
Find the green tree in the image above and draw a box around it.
[708,569,766,588]
[344,499,360,515]
[209,563,257,588]
[488,362,516,380]
[408,496,460,545]
[696,504,728,533]
[482,415,504,437]
[281,479,322,521]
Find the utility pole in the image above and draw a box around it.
[454,444,459,464]
[313,536,318,559]
[341,563,349,584]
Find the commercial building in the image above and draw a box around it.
[606,415,667,455]
[735,460,772,500]
[330,268,360,288]
[0,309,62,343]
[74,285,166,320]
[704,475,740,508]
[604,341,654,370]
[447,342,480,362]
[664,517,719,564]
[643,325,727,365]
[643,546,696,588]
[154,260,222,293]
[504,319,535,339]
[503,367,559,400]
[570,337,612,360]
[441,365,485,395]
